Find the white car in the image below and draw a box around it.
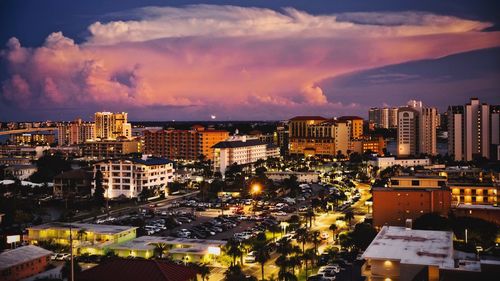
[244,251,256,263]
[273,211,288,216]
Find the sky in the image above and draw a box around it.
[1,0,499,121]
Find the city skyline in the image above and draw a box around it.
[1,0,500,121]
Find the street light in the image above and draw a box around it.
[251,184,261,216]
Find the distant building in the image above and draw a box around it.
[372,176,451,227]
[265,171,320,183]
[94,112,131,140]
[77,259,197,281]
[0,157,31,166]
[397,101,438,157]
[53,169,93,199]
[450,183,500,225]
[11,132,56,145]
[275,125,290,156]
[368,107,398,129]
[448,98,500,161]
[288,116,352,157]
[0,145,49,160]
[212,136,278,175]
[4,164,37,180]
[26,223,137,256]
[92,157,174,199]
[337,116,364,139]
[368,156,431,170]
[57,118,95,145]
[0,245,52,281]
[143,126,229,161]
[82,139,141,160]
[350,135,387,155]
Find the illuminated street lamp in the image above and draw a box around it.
[251,183,261,216]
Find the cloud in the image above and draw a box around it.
[1,5,500,120]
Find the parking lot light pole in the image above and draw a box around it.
[251,184,261,216]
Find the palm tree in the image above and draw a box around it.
[303,248,316,278]
[304,210,315,228]
[276,238,293,256]
[197,263,211,281]
[269,224,281,241]
[253,241,270,281]
[153,242,168,259]
[329,224,338,244]
[344,210,355,226]
[311,231,320,255]
[295,228,309,254]
[76,228,87,242]
[225,238,243,266]
[276,255,289,281]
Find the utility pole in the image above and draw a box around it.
[69,224,74,281]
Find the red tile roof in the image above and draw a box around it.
[77,259,197,281]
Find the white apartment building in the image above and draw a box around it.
[212,136,279,175]
[397,101,437,157]
[368,156,431,170]
[92,157,174,198]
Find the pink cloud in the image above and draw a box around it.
[1,5,500,119]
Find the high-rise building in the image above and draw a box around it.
[448,98,500,161]
[369,107,398,129]
[337,116,364,139]
[94,112,131,140]
[143,126,229,161]
[57,118,96,145]
[288,116,352,156]
[397,101,437,157]
[389,107,399,128]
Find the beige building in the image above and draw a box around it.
[397,101,437,157]
[83,139,141,160]
[57,118,95,145]
[94,112,131,140]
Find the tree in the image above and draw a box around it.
[329,224,338,244]
[224,265,256,281]
[252,233,270,281]
[30,153,72,183]
[344,210,355,226]
[414,212,451,231]
[153,242,168,259]
[197,263,211,281]
[93,170,105,207]
[295,228,309,254]
[225,239,243,266]
[61,260,82,281]
[311,231,320,255]
[350,223,377,251]
[302,248,316,279]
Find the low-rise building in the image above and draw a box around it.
[0,245,52,281]
[92,157,174,199]
[265,171,320,183]
[53,169,93,199]
[26,222,137,256]
[212,136,279,175]
[4,164,37,180]
[0,157,31,166]
[369,156,431,170]
[82,139,141,160]
[362,226,500,281]
[110,236,226,263]
[372,176,451,227]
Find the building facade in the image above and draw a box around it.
[0,245,52,281]
[82,139,141,160]
[92,157,174,199]
[212,137,278,175]
[447,98,500,161]
[94,112,131,140]
[143,126,229,161]
[57,118,95,145]
[397,101,437,157]
[372,176,451,227]
[53,169,93,199]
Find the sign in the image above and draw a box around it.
[7,235,20,244]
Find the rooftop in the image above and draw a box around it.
[212,139,267,149]
[29,222,137,235]
[362,226,454,268]
[337,116,364,121]
[131,157,173,166]
[0,245,52,271]
[77,259,197,281]
[111,236,226,252]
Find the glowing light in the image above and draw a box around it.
[251,184,261,195]
[208,246,221,255]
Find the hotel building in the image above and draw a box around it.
[212,136,279,175]
[143,126,229,161]
[447,98,500,161]
[57,118,95,145]
[397,101,438,157]
[288,116,351,156]
[82,139,141,160]
[94,112,132,140]
[92,157,174,199]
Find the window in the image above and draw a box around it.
[411,180,420,186]
[391,180,399,186]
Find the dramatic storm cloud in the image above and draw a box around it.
[1,5,500,120]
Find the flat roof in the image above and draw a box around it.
[362,226,454,268]
[29,222,137,235]
[455,204,500,211]
[0,245,52,271]
[111,236,226,252]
